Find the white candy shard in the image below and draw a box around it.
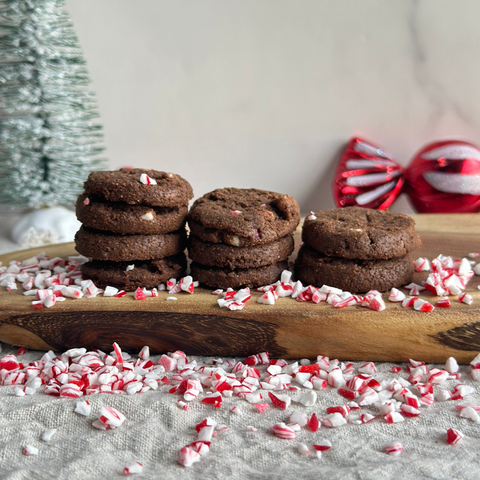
[103,286,118,297]
[299,390,317,407]
[445,357,459,374]
[297,443,310,455]
[23,445,39,456]
[124,462,144,475]
[41,428,57,442]
[289,411,309,427]
[75,400,91,416]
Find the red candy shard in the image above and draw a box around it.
[298,364,320,374]
[268,392,291,410]
[334,137,404,210]
[308,413,320,432]
[0,355,20,371]
[446,428,463,445]
[254,403,269,413]
[134,287,147,300]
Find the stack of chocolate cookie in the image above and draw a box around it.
[294,207,421,293]
[75,168,193,291]
[187,188,300,289]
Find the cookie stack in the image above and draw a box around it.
[75,168,193,291]
[294,207,421,293]
[187,188,300,289]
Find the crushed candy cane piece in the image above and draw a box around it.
[23,445,39,456]
[383,441,403,456]
[446,428,463,445]
[75,400,91,416]
[41,428,57,442]
[459,293,473,305]
[388,288,405,302]
[271,423,296,440]
[123,462,143,475]
[97,405,126,429]
[139,173,157,185]
[178,446,201,467]
[268,392,292,409]
[435,297,451,308]
[297,443,310,455]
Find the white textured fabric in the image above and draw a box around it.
[1,343,480,480]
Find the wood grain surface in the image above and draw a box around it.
[1,214,479,363]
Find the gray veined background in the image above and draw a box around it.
[65,0,480,214]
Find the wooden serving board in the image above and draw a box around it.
[1,214,480,363]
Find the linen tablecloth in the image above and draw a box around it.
[1,343,479,480]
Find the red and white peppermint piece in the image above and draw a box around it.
[312,440,332,451]
[368,296,386,311]
[413,298,434,312]
[98,405,126,429]
[271,423,296,439]
[268,392,291,409]
[0,354,19,371]
[23,445,39,456]
[134,288,147,300]
[400,404,420,417]
[436,297,451,308]
[383,412,405,424]
[123,462,143,475]
[139,173,157,185]
[320,412,347,428]
[257,291,276,305]
[308,413,320,432]
[43,293,57,308]
[459,293,473,305]
[388,288,405,302]
[383,441,403,456]
[75,400,91,416]
[358,362,377,375]
[446,428,463,445]
[413,257,431,272]
[178,446,201,467]
[427,368,449,384]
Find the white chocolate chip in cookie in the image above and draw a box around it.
[141,211,155,221]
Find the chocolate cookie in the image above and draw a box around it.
[188,188,300,247]
[188,234,294,270]
[302,207,421,260]
[294,245,414,293]
[84,169,193,207]
[76,194,188,235]
[75,226,186,261]
[81,255,187,291]
[190,260,289,289]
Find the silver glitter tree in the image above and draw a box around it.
[0,0,106,209]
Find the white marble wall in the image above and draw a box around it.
[65,0,480,213]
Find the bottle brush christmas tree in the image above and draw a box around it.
[0,0,106,210]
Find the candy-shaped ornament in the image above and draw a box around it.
[333,138,404,210]
[334,138,480,213]
[405,140,480,213]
